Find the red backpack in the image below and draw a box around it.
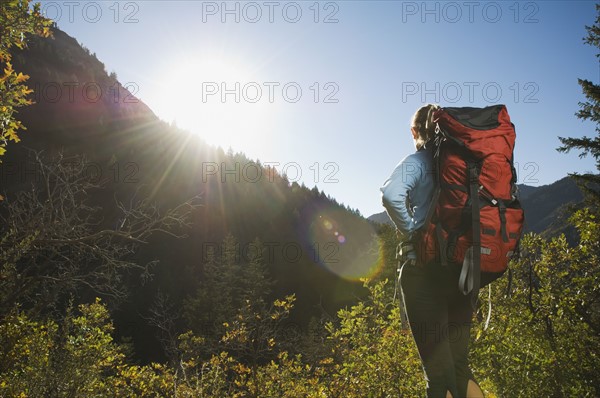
[418,105,525,297]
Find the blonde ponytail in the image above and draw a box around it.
[411,104,440,150]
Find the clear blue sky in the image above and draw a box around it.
[40,0,599,217]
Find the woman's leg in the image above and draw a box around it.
[400,263,458,398]
[446,271,483,398]
[467,379,484,397]
[445,381,484,398]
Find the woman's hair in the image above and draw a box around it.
[411,103,440,150]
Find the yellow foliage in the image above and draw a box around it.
[0,0,53,159]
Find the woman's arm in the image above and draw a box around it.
[380,155,423,240]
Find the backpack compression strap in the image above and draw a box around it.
[459,163,481,307]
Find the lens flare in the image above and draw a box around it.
[299,205,381,281]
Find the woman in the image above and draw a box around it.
[380,104,485,398]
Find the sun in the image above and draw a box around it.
[150,54,275,151]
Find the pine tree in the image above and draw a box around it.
[183,234,240,345]
[558,4,600,204]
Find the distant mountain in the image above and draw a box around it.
[5,26,377,362]
[369,178,584,238]
[521,178,581,228]
[367,211,394,225]
[516,184,537,202]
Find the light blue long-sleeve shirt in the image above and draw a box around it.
[380,146,435,240]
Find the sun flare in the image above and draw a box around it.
[153,54,274,151]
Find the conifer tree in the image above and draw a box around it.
[558,4,600,204]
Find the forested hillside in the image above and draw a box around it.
[2,23,379,363]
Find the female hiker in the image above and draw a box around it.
[380,104,485,398]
